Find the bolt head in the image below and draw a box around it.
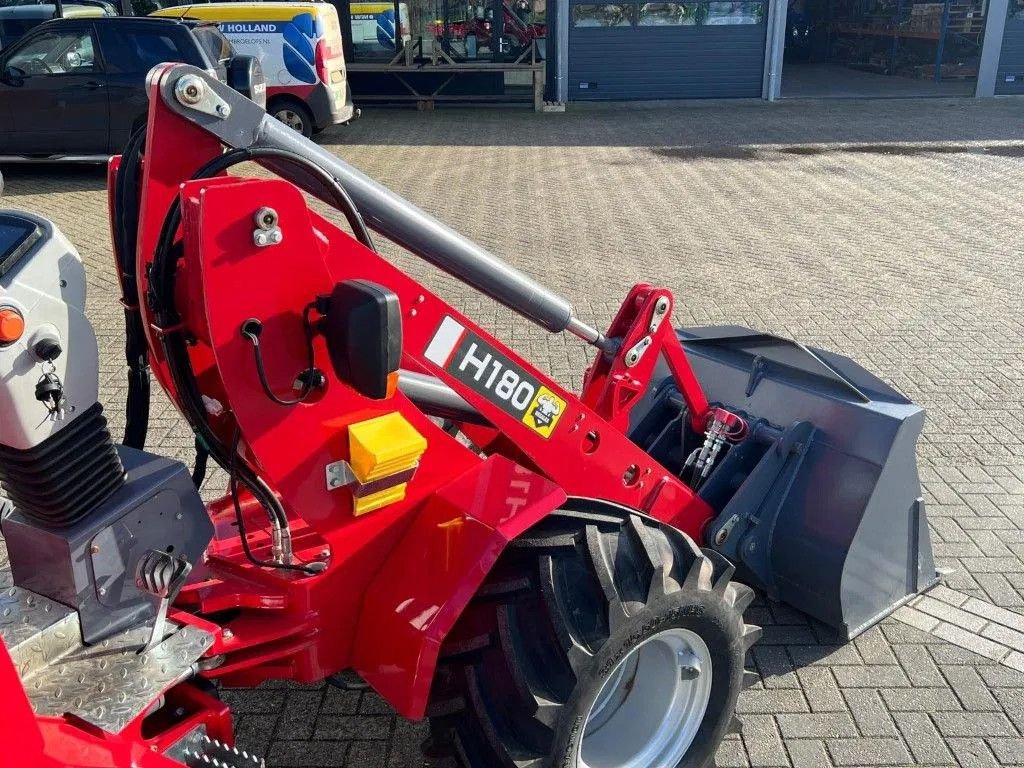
[175,75,206,106]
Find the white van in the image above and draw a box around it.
[153,2,357,136]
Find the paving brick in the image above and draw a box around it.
[268,741,347,767]
[344,741,389,768]
[987,738,1024,765]
[786,645,862,667]
[784,740,832,768]
[776,714,857,739]
[892,605,940,634]
[831,665,910,688]
[842,689,897,738]
[234,714,279,758]
[321,688,362,715]
[715,738,751,768]
[879,687,963,711]
[893,643,947,686]
[825,737,911,766]
[275,691,326,740]
[893,712,956,765]
[221,689,287,714]
[316,717,392,741]
[931,622,1012,662]
[980,621,1024,650]
[795,668,846,713]
[736,689,809,715]
[754,646,800,689]
[740,715,789,767]
[939,665,1001,711]
[945,738,1001,768]
[930,711,1018,738]
[852,627,898,665]
[913,595,988,632]
[1007,650,1024,672]
[993,687,1024,732]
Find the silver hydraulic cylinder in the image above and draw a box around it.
[155,65,605,346]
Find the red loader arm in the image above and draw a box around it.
[121,63,720,720]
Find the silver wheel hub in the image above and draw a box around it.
[579,628,713,768]
[274,109,304,131]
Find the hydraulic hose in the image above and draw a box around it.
[149,145,372,574]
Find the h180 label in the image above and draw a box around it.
[424,317,566,438]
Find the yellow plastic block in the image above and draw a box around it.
[348,412,427,484]
[353,484,409,516]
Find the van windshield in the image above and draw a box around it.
[193,24,232,64]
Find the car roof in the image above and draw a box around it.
[0,4,102,17]
[32,13,218,27]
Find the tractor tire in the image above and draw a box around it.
[427,501,760,768]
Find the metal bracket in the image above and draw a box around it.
[326,460,419,497]
[174,73,232,120]
[624,335,652,367]
[649,295,670,333]
[326,459,357,490]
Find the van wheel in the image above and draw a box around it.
[269,98,314,138]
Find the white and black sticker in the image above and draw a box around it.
[425,317,567,438]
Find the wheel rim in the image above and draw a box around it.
[274,109,305,132]
[579,628,713,768]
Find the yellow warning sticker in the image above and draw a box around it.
[521,386,567,438]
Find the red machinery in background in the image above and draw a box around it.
[0,62,936,768]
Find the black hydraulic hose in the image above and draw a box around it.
[113,126,151,450]
[148,145,372,574]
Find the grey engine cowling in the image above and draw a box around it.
[0,208,211,645]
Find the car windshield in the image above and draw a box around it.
[6,28,95,73]
[192,24,232,65]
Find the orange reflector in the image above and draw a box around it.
[0,308,25,344]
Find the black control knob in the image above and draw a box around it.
[33,337,62,362]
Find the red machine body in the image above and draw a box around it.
[93,62,723,734]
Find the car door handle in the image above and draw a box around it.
[85,81,105,90]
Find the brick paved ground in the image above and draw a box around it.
[2,96,1024,767]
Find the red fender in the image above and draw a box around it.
[352,454,565,718]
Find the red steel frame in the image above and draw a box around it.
[15,64,726,762]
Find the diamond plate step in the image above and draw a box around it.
[0,537,215,733]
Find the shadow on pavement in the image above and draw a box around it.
[325,98,1024,149]
[1,164,108,197]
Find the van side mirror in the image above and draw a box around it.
[227,55,266,109]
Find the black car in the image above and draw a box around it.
[0,3,115,52]
[0,16,234,160]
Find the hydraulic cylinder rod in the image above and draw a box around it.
[156,66,606,343]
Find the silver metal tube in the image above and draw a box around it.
[158,65,578,335]
[397,370,488,424]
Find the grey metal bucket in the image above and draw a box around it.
[631,326,938,639]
